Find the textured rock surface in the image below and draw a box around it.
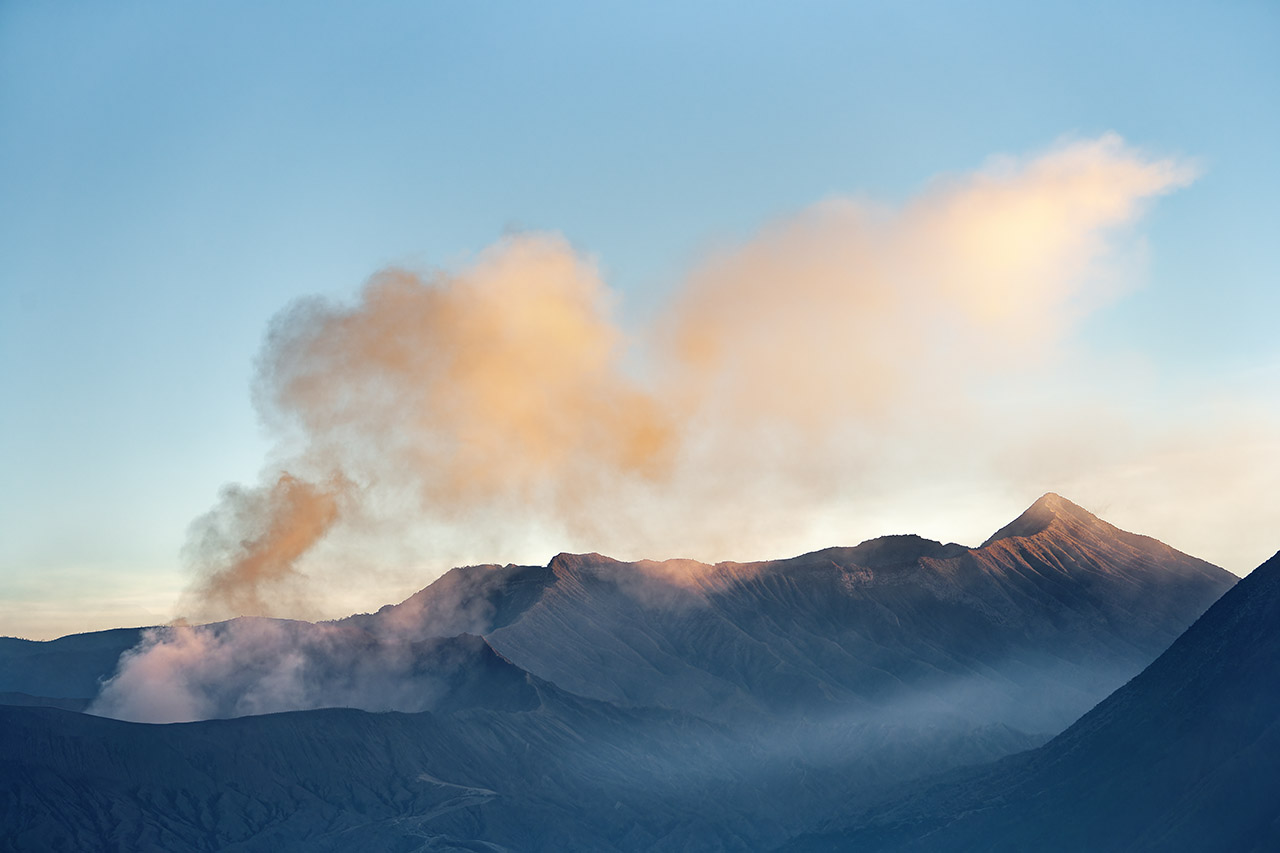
[785,548,1280,852]
[363,494,1233,735]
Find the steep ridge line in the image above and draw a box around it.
[337,494,1234,738]
[784,547,1280,853]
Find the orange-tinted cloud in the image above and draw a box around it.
[181,473,347,620]
[662,133,1196,432]
[182,135,1231,619]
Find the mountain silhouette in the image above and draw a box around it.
[0,495,1246,851]
[355,493,1232,735]
[786,547,1280,852]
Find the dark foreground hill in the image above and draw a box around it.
[785,548,1280,853]
[0,673,800,852]
[0,628,143,705]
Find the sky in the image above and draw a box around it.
[2,1,1278,640]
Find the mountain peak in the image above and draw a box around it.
[547,552,617,575]
[981,492,1101,547]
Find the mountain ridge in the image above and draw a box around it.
[0,494,1253,852]
[0,494,1234,732]
[785,547,1280,852]
[351,493,1233,736]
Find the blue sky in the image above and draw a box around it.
[2,1,1278,638]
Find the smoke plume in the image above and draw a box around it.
[181,134,1225,621]
[179,474,349,620]
[88,618,510,723]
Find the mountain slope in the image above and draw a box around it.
[3,494,1230,737]
[0,628,144,702]
[0,496,1251,852]
[787,547,1280,853]
[0,673,845,852]
[362,494,1234,734]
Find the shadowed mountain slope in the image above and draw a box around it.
[0,628,144,702]
[0,668,855,852]
[358,494,1234,734]
[786,548,1280,853]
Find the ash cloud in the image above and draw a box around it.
[179,474,349,621]
[179,134,1231,623]
[87,618,500,723]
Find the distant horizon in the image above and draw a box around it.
[5,490,1261,642]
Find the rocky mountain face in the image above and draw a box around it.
[358,493,1232,735]
[0,495,1246,851]
[786,547,1280,852]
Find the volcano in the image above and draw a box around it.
[0,495,1243,852]
[353,493,1232,734]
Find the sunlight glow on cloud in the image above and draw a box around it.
[173,135,1274,622]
